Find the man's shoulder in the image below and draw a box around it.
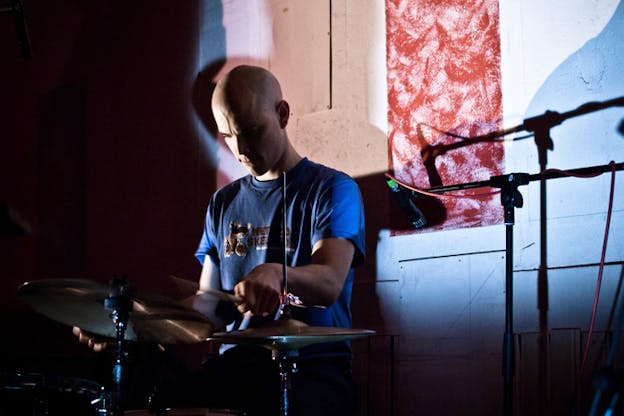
[211,175,251,202]
[299,158,354,184]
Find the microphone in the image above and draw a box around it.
[386,178,427,229]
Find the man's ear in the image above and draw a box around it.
[276,100,290,128]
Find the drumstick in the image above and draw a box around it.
[170,275,242,303]
[169,275,325,309]
[198,288,243,304]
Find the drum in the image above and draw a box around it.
[124,409,240,415]
[0,371,109,415]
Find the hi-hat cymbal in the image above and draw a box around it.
[18,278,215,344]
[208,318,375,351]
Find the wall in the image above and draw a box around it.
[1,1,623,415]
[0,0,213,398]
[376,1,624,415]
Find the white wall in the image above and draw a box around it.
[377,1,624,414]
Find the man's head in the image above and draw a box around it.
[211,65,299,180]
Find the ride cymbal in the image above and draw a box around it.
[18,278,215,344]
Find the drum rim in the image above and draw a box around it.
[124,408,241,415]
[0,370,106,396]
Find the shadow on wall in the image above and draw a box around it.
[351,172,446,329]
[518,2,624,415]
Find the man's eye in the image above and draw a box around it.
[241,126,260,137]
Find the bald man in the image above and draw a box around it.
[178,65,365,416]
[75,65,366,415]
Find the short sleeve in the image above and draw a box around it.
[313,174,365,267]
[194,198,220,266]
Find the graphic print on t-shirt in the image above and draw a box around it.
[224,221,291,257]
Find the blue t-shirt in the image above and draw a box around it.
[195,158,365,358]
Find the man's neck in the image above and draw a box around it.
[255,151,303,181]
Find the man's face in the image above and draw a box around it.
[213,97,285,179]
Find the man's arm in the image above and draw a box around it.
[234,237,355,316]
[198,254,221,292]
[178,255,233,330]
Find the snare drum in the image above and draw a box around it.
[0,371,109,415]
[124,409,240,415]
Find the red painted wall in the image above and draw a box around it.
[386,0,504,231]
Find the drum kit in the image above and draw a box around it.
[12,277,374,416]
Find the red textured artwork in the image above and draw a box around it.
[386,0,504,232]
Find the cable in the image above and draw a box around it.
[383,172,500,199]
[580,162,617,379]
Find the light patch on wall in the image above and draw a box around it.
[197,0,331,188]
[511,0,620,111]
[521,1,624,221]
[386,0,505,232]
[221,0,273,60]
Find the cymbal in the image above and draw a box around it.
[18,278,215,344]
[208,318,375,351]
[170,275,242,303]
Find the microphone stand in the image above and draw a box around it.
[384,96,624,414]
[478,96,622,414]
[419,161,624,416]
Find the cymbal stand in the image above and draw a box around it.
[272,347,299,416]
[104,277,134,416]
[277,171,292,322]
[274,172,297,416]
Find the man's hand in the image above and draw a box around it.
[71,326,109,352]
[234,263,283,316]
